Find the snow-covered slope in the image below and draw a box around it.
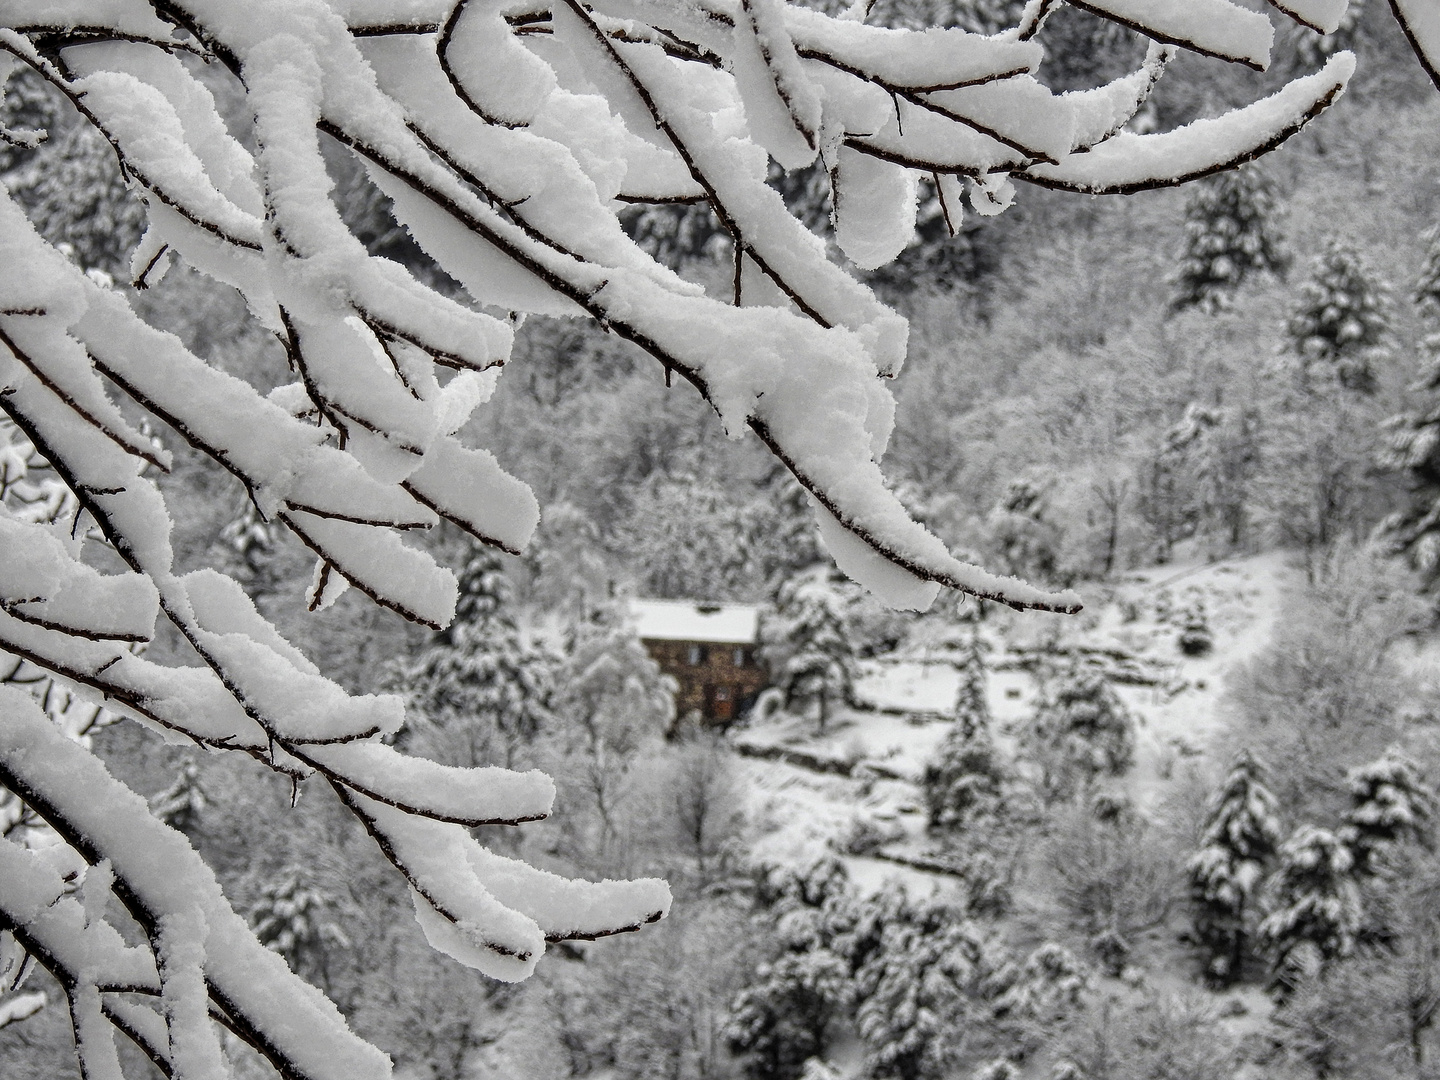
[734,552,1300,885]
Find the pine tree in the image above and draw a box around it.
[763,567,860,732]
[250,869,351,993]
[1023,670,1135,802]
[855,898,1004,1080]
[1259,826,1362,985]
[728,860,860,1080]
[1284,240,1391,395]
[394,546,555,769]
[924,616,1004,831]
[1170,168,1287,313]
[1380,226,1440,589]
[990,943,1088,1060]
[725,950,854,1080]
[1340,751,1434,877]
[8,120,145,276]
[149,758,208,840]
[1187,750,1283,986]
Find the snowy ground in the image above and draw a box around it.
[733,552,1302,889]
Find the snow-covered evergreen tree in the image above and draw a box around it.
[728,860,862,1080]
[987,475,1064,585]
[1187,750,1283,986]
[149,758,208,840]
[1340,751,1434,877]
[924,613,1004,832]
[763,566,860,731]
[1259,826,1363,985]
[1170,168,1286,313]
[726,950,854,1080]
[0,2,1359,1075]
[1380,226,1440,589]
[1023,669,1135,802]
[1284,240,1391,395]
[990,942,1088,1059]
[250,869,352,993]
[393,546,555,769]
[7,120,145,277]
[855,898,1005,1080]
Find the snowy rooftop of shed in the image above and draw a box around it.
[631,599,761,644]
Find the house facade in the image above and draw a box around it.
[631,599,768,725]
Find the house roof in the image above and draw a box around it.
[630,598,761,644]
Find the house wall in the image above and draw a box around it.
[642,639,768,725]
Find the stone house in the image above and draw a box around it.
[631,598,768,725]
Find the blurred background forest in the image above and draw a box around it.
[8,1,1440,1078]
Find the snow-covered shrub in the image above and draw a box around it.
[389,544,557,770]
[0,1,1358,1075]
[1176,595,1214,657]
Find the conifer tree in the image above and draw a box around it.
[7,120,144,276]
[1284,240,1391,395]
[763,566,860,732]
[149,758,209,840]
[1170,168,1287,313]
[987,476,1063,584]
[1187,750,1283,986]
[1380,226,1440,589]
[393,546,555,769]
[1259,826,1362,985]
[854,898,1003,1080]
[924,614,1004,832]
[1023,670,1135,802]
[250,869,351,993]
[1340,751,1434,877]
[990,943,1089,1059]
[727,860,860,1080]
[725,950,854,1080]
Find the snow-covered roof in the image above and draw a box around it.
[631,598,761,644]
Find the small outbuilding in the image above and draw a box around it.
[631,598,767,725]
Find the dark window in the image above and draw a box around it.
[688,645,703,665]
[715,685,730,701]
